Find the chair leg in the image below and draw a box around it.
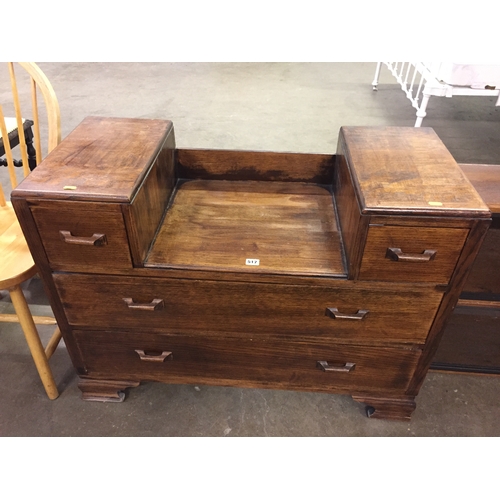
[8,285,59,400]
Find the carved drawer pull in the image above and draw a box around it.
[325,307,369,320]
[123,298,164,311]
[135,350,172,363]
[317,361,356,372]
[59,230,107,246]
[385,247,437,262]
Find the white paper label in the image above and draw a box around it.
[245,259,260,266]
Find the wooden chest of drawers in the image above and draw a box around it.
[11,117,491,420]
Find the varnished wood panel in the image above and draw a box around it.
[334,139,368,278]
[359,225,469,283]
[431,304,500,374]
[124,128,176,265]
[461,222,500,296]
[368,215,474,229]
[12,116,173,203]
[407,218,491,394]
[53,274,443,343]
[431,164,500,374]
[74,330,422,394]
[460,163,500,214]
[29,200,133,272]
[339,127,490,217]
[146,179,345,277]
[176,149,335,184]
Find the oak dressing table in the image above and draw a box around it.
[12,117,491,420]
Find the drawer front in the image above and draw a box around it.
[55,274,443,343]
[30,200,132,272]
[359,225,469,283]
[74,330,422,393]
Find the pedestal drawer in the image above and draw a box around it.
[55,274,443,343]
[29,200,132,272]
[359,225,469,283]
[74,330,422,393]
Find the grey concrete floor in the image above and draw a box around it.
[1,63,499,437]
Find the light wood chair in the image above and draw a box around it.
[1,62,62,399]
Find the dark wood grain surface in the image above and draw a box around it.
[407,218,491,394]
[146,179,346,276]
[333,140,368,279]
[430,164,500,374]
[460,163,500,213]
[53,273,443,344]
[340,127,490,217]
[12,116,173,202]
[359,225,469,283]
[125,130,177,265]
[460,221,500,296]
[29,199,133,272]
[74,330,422,394]
[176,149,335,183]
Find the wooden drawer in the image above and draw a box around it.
[54,274,443,343]
[74,330,422,393]
[359,225,469,283]
[29,200,133,272]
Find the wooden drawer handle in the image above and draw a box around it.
[317,361,356,372]
[325,308,369,320]
[123,298,164,311]
[385,247,437,262]
[59,230,107,246]
[135,350,172,363]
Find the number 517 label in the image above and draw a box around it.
[245,259,260,266]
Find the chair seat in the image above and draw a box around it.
[0,203,36,288]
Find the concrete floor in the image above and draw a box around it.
[1,62,499,437]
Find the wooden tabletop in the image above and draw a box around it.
[146,180,346,277]
[340,127,491,218]
[12,116,173,202]
[459,163,500,215]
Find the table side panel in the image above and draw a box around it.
[124,129,177,265]
[176,149,336,184]
[334,139,368,279]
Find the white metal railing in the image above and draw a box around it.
[372,62,500,127]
